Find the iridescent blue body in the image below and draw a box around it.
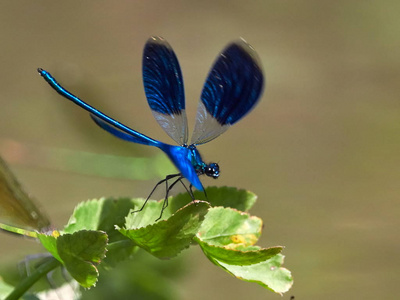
[38,68,209,190]
[37,36,264,208]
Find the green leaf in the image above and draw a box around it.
[63,199,106,233]
[197,207,262,247]
[196,207,282,265]
[215,254,293,294]
[104,240,138,269]
[63,198,139,267]
[122,200,174,228]
[194,207,292,294]
[57,231,108,288]
[37,232,62,262]
[38,230,108,288]
[0,278,14,299]
[171,186,257,212]
[197,242,283,265]
[63,198,134,238]
[118,200,210,259]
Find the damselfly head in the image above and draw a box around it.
[205,163,220,179]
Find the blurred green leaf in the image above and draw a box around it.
[118,201,210,259]
[82,250,185,300]
[0,278,14,299]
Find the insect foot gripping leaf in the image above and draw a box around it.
[118,200,210,259]
[195,207,293,295]
[38,230,108,288]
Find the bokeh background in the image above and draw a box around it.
[1,1,399,299]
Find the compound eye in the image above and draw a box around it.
[206,163,220,179]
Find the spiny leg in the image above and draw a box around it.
[156,175,184,221]
[189,184,207,202]
[133,173,181,213]
[188,184,205,205]
[202,187,208,201]
[187,184,207,202]
[179,179,193,198]
[188,184,195,200]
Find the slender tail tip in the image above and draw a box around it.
[37,68,44,76]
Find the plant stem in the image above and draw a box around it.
[5,257,61,300]
[107,239,136,251]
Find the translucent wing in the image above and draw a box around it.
[0,156,51,235]
[143,36,188,145]
[191,39,264,145]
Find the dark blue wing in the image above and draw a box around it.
[38,68,160,148]
[143,36,188,145]
[191,39,264,145]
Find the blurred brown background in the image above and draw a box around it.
[0,1,399,299]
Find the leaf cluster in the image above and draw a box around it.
[5,187,293,299]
